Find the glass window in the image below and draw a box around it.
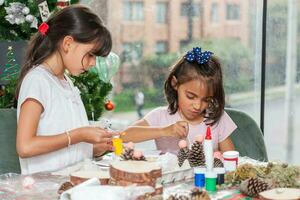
[211,2,219,23]
[122,42,143,62]
[123,1,144,21]
[156,2,168,23]
[181,2,201,17]
[226,4,240,20]
[155,41,168,54]
[264,1,300,164]
[84,1,300,164]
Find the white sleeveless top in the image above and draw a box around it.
[17,65,92,174]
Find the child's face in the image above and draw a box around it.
[63,41,97,76]
[177,79,211,122]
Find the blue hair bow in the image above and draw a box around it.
[184,47,213,64]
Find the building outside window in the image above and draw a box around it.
[155,41,168,54]
[226,4,240,20]
[123,1,144,21]
[156,2,168,23]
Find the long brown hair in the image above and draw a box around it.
[164,56,225,125]
[16,5,112,98]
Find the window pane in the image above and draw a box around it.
[155,41,168,54]
[123,1,131,21]
[86,1,265,155]
[226,4,241,20]
[265,0,300,164]
[156,2,168,23]
[211,2,219,23]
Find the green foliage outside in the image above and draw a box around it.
[113,87,165,112]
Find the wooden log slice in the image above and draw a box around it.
[109,160,162,184]
[70,170,110,185]
[259,188,300,200]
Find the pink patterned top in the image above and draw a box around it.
[144,106,237,154]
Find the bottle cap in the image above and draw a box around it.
[194,167,206,174]
[213,167,225,174]
[205,126,212,140]
[223,151,239,159]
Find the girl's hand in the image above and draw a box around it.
[165,121,189,138]
[93,141,114,157]
[75,127,113,144]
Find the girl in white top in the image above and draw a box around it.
[16,5,114,174]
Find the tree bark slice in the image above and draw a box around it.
[70,170,110,185]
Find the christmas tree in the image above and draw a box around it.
[0,46,19,108]
[0,46,19,80]
[73,72,113,121]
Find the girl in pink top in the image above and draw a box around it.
[122,47,236,154]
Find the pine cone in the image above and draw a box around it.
[178,147,189,167]
[58,181,74,194]
[120,148,134,160]
[191,188,211,200]
[213,158,223,168]
[240,177,270,197]
[188,141,205,167]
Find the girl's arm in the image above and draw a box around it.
[17,99,112,158]
[121,119,188,143]
[219,137,235,152]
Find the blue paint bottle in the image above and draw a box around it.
[194,167,206,188]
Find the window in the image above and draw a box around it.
[180,40,189,49]
[156,2,168,23]
[123,1,144,21]
[226,4,240,20]
[211,2,219,23]
[155,41,168,54]
[122,42,143,62]
[181,3,201,17]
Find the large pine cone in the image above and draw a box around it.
[213,158,223,168]
[58,181,74,194]
[178,147,189,167]
[188,141,205,167]
[240,177,270,197]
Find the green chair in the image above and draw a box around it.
[0,108,21,174]
[225,108,268,161]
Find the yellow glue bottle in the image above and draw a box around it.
[112,135,123,156]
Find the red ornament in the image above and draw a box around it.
[105,100,114,111]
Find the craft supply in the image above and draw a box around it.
[223,151,239,171]
[205,171,217,192]
[204,126,213,171]
[214,167,225,185]
[194,167,206,188]
[112,136,123,156]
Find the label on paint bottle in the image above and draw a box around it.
[223,151,239,172]
[205,171,217,192]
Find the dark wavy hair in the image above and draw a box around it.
[16,5,112,98]
[164,56,225,125]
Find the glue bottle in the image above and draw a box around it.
[204,126,213,171]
